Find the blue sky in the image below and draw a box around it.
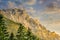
[0,0,60,35]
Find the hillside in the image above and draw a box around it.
[0,14,39,40]
[0,8,60,40]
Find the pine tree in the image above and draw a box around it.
[16,24,27,40]
[0,14,9,40]
[16,23,40,40]
[26,28,39,40]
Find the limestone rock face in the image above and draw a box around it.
[0,8,60,40]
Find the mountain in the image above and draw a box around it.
[0,8,60,40]
[0,14,39,40]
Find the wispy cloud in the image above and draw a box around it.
[47,20,60,27]
[8,1,16,8]
[46,2,58,10]
[25,0,36,5]
[57,0,60,1]
[26,7,36,13]
[39,0,47,4]
[41,1,60,14]
[7,1,24,9]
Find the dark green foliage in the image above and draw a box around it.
[9,33,14,40]
[16,24,27,40]
[0,14,9,40]
[9,33,16,40]
[26,28,39,40]
[16,24,40,40]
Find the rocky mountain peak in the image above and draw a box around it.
[0,8,60,40]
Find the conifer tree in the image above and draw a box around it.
[16,24,27,40]
[0,14,9,40]
[16,23,40,40]
[26,28,39,40]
